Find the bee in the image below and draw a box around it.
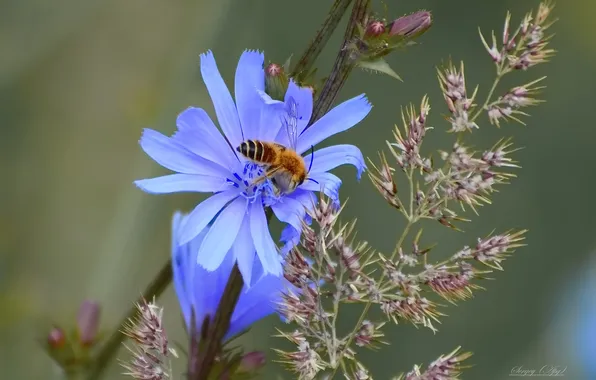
[235,99,318,195]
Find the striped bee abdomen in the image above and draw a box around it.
[236,140,275,163]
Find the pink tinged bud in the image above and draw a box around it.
[503,13,511,46]
[365,21,385,37]
[388,11,432,38]
[239,351,266,372]
[77,299,101,346]
[266,63,282,77]
[47,326,66,349]
[265,63,289,101]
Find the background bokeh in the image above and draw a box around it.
[2,0,594,378]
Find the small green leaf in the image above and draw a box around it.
[283,54,292,73]
[357,58,403,81]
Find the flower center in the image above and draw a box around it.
[226,162,280,206]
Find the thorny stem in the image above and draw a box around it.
[470,29,526,122]
[189,264,244,380]
[470,72,503,122]
[407,168,415,221]
[309,0,371,124]
[312,222,336,365]
[328,221,413,379]
[88,259,173,380]
[389,222,414,268]
[328,230,346,368]
[291,0,354,83]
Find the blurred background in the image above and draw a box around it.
[2,0,595,378]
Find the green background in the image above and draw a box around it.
[2,0,594,378]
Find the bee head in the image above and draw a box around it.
[271,172,301,195]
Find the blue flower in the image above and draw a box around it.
[171,211,290,341]
[575,269,596,377]
[135,50,372,281]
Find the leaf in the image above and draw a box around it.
[356,57,403,81]
[283,54,293,73]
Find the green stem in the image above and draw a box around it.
[87,258,173,380]
[188,264,244,380]
[470,38,524,122]
[188,209,275,379]
[470,72,503,122]
[407,168,415,222]
[328,221,413,379]
[309,0,371,124]
[291,0,354,83]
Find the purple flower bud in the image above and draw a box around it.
[77,299,101,346]
[265,63,283,77]
[388,11,432,38]
[238,351,266,372]
[365,21,386,37]
[47,326,66,349]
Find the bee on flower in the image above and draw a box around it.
[134,50,372,282]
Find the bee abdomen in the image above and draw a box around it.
[237,140,270,163]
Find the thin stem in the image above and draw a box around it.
[329,231,345,368]
[87,259,173,380]
[291,0,354,83]
[309,0,371,124]
[188,264,244,380]
[329,221,413,378]
[407,168,415,222]
[470,35,525,122]
[470,72,503,121]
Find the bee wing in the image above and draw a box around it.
[283,97,300,151]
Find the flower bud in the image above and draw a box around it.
[365,20,386,37]
[388,11,432,39]
[238,351,266,372]
[77,299,101,346]
[265,63,289,101]
[47,326,66,349]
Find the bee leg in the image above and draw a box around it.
[271,178,281,197]
[251,166,281,186]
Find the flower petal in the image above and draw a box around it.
[296,94,372,154]
[256,93,285,141]
[139,128,227,177]
[271,197,307,235]
[232,216,257,286]
[200,51,243,148]
[249,196,282,276]
[284,81,313,133]
[299,172,342,206]
[288,188,318,211]
[304,144,366,180]
[174,107,237,169]
[190,241,235,330]
[280,224,300,255]
[197,197,248,271]
[226,274,286,340]
[135,174,228,194]
[171,212,192,325]
[180,190,239,245]
[274,81,314,147]
[280,224,299,243]
[235,50,265,140]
